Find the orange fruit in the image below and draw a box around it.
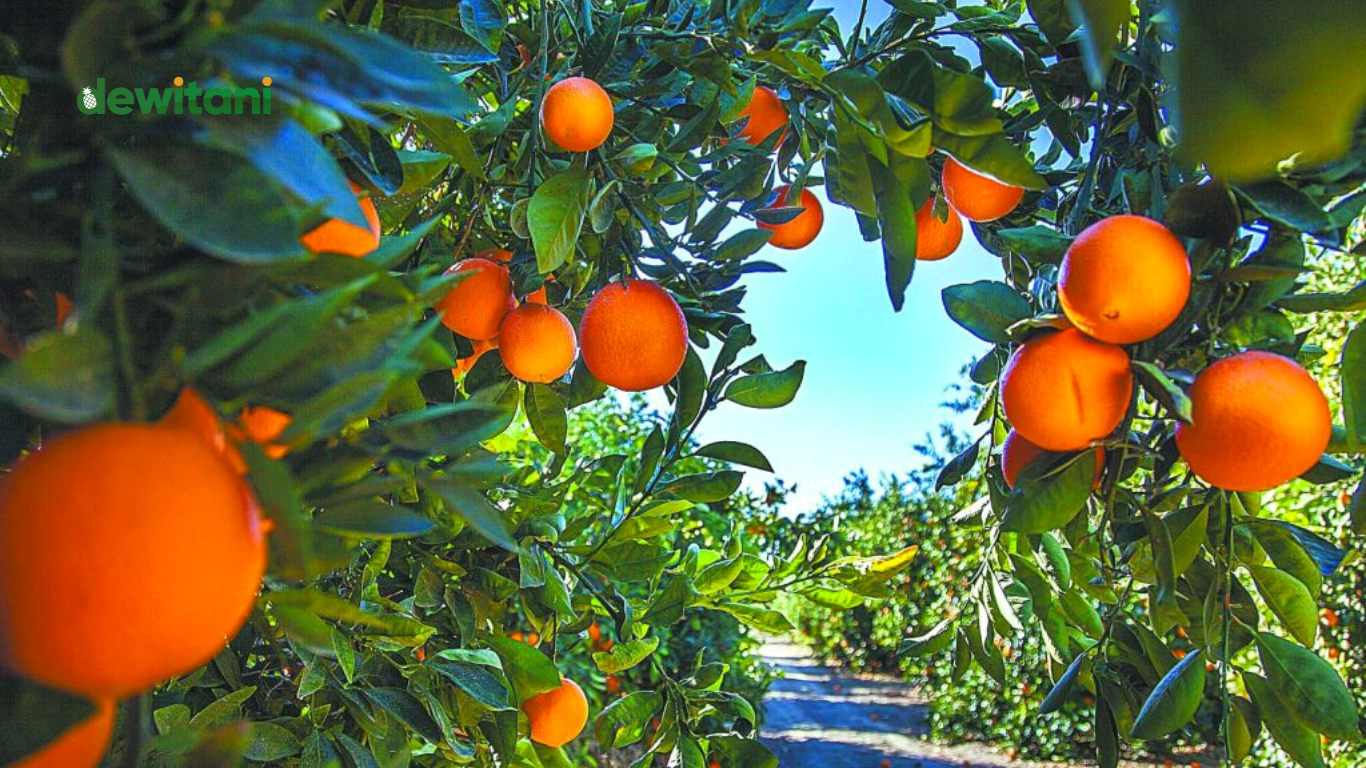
[734,85,787,145]
[0,423,268,696]
[540,77,614,152]
[12,697,115,768]
[605,674,622,694]
[580,279,688,391]
[236,406,292,459]
[526,633,541,646]
[498,303,577,383]
[759,186,823,250]
[160,389,247,474]
[587,623,602,642]
[914,198,964,261]
[1059,215,1191,344]
[508,631,526,643]
[522,677,589,748]
[436,258,516,341]
[300,181,382,258]
[55,292,74,326]
[1001,430,1105,489]
[479,248,513,264]
[454,336,498,378]
[942,156,1024,222]
[1000,329,1134,451]
[1175,351,1331,491]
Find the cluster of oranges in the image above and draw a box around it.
[435,248,689,391]
[0,390,271,767]
[997,213,1330,493]
[917,156,1026,262]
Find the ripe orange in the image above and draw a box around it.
[479,248,513,264]
[454,337,498,378]
[236,406,292,459]
[1059,215,1191,344]
[0,423,268,697]
[941,156,1024,222]
[587,623,602,642]
[540,77,614,152]
[55,292,74,326]
[498,303,577,383]
[436,258,516,341]
[580,279,688,391]
[160,389,248,474]
[605,674,622,694]
[1000,329,1134,451]
[508,631,526,643]
[734,85,787,145]
[914,198,964,261]
[300,181,382,258]
[12,697,114,768]
[1175,351,1331,491]
[522,677,589,748]
[1001,430,1104,489]
[759,186,824,250]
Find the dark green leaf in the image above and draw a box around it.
[529,167,591,274]
[1131,650,1206,739]
[693,441,773,471]
[1001,453,1095,533]
[1257,632,1361,740]
[942,281,1033,343]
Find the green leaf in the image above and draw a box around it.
[428,658,512,710]
[1065,0,1129,88]
[1171,0,1366,180]
[1131,650,1206,739]
[870,153,929,311]
[529,167,592,273]
[487,637,562,702]
[1245,672,1326,768]
[0,674,100,765]
[1248,566,1318,645]
[244,722,302,763]
[1001,453,1095,534]
[935,437,981,489]
[421,477,517,551]
[717,602,794,633]
[315,501,435,540]
[525,384,569,455]
[108,144,304,264]
[1095,692,1120,768]
[1279,280,1366,313]
[595,692,662,749]
[1235,181,1334,233]
[693,441,773,471]
[1040,652,1087,714]
[661,471,744,502]
[593,637,660,673]
[190,686,258,729]
[0,328,113,423]
[932,132,1046,189]
[899,618,955,657]
[723,360,805,408]
[797,585,865,610]
[362,688,444,744]
[1229,695,1261,764]
[1257,632,1361,740]
[1343,321,1366,446]
[995,225,1073,263]
[1131,361,1194,424]
[942,281,1033,343]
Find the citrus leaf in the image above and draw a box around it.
[1245,672,1326,768]
[1131,649,1206,740]
[942,281,1033,343]
[693,441,773,471]
[529,166,591,274]
[1256,632,1361,740]
[723,360,805,408]
[592,637,659,673]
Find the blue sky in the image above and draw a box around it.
[673,0,1005,513]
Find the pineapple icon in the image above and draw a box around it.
[81,87,97,111]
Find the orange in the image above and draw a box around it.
[540,77,614,152]
[479,248,513,264]
[606,675,621,694]
[914,198,964,261]
[1000,329,1134,451]
[1001,430,1104,489]
[236,406,292,459]
[159,389,247,474]
[1059,215,1191,344]
[454,337,498,378]
[300,181,382,258]
[498,304,577,383]
[734,85,788,146]
[0,424,267,697]
[436,258,516,341]
[55,292,74,326]
[759,186,824,250]
[1175,351,1331,491]
[522,677,589,748]
[580,279,689,391]
[942,156,1024,222]
[508,631,525,643]
[12,697,115,768]
[587,623,602,642]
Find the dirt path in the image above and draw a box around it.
[758,637,1067,768]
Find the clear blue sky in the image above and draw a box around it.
[665,1,1005,514]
